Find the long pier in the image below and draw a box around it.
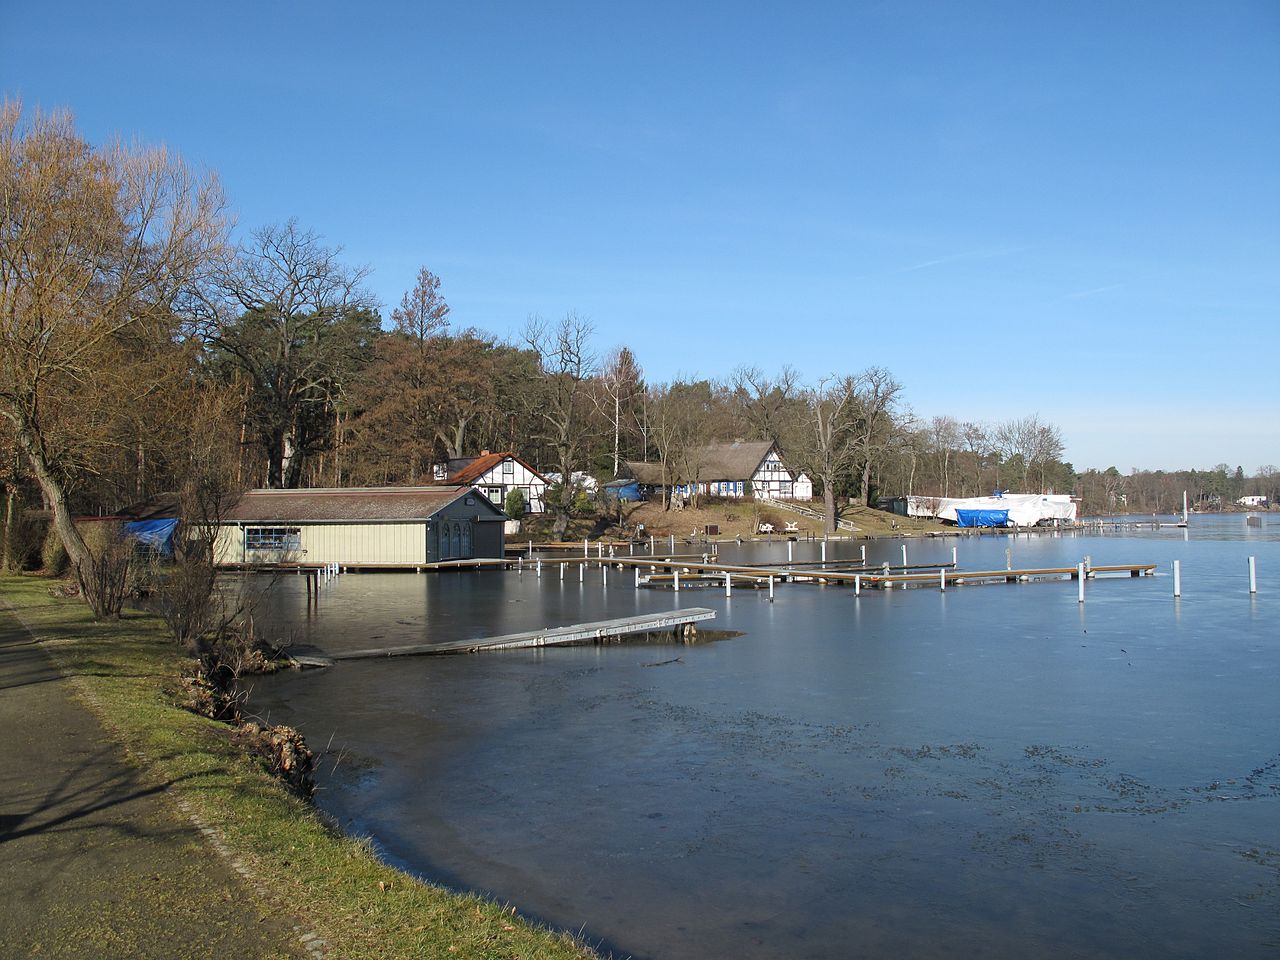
[293,608,718,666]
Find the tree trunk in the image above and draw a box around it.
[1,486,15,571]
[13,419,122,618]
[861,460,873,507]
[822,478,837,535]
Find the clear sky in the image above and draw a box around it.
[4,1,1277,472]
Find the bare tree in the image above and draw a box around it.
[927,415,960,497]
[524,312,597,538]
[792,375,859,534]
[849,367,903,506]
[391,266,450,342]
[0,102,226,616]
[730,364,801,445]
[595,346,645,477]
[205,221,377,488]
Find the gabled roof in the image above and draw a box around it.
[443,451,547,486]
[223,486,505,523]
[624,441,784,484]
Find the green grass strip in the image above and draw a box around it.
[2,574,600,960]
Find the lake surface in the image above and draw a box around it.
[244,515,1280,959]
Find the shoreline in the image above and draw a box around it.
[0,574,600,960]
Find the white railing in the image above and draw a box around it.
[757,495,858,532]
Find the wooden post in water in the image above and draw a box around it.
[1249,556,1257,594]
[1173,560,1181,597]
[1077,562,1085,603]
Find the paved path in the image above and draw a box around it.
[0,601,302,959]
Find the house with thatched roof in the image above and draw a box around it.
[622,441,810,501]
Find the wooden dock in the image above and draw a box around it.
[293,608,718,666]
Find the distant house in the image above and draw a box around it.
[215,485,508,566]
[431,451,547,514]
[622,441,811,501]
[1238,495,1268,507]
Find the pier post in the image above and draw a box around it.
[1249,556,1257,594]
[635,567,640,588]
[821,541,827,563]
[1173,559,1181,597]
[725,572,732,597]
[537,559,542,578]
[1077,562,1085,603]
[952,546,957,566]
[579,562,584,583]
[670,534,675,552]
[518,556,523,576]
[584,538,588,556]
[787,540,793,563]
[940,568,946,592]
[603,563,608,587]
[528,540,533,558]
[1006,547,1012,571]
[861,544,866,563]
[901,544,907,567]
[768,575,774,602]
[674,569,680,592]
[650,535,654,552]
[560,562,565,581]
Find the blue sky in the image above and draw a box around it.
[4,1,1277,472]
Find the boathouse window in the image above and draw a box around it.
[245,526,301,551]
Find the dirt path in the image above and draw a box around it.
[0,601,302,960]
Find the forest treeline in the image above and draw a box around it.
[2,104,1275,605]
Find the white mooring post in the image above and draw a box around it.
[855,574,861,596]
[1249,556,1257,594]
[1006,547,1013,571]
[528,540,533,558]
[768,575,774,601]
[1077,562,1085,604]
[583,538,588,556]
[725,572,732,597]
[629,541,634,555]
[579,563,585,583]
[861,544,867,563]
[603,564,608,587]
[940,568,946,592]
[560,562,565,581]
[787,540,793,562]
[1173,559,1181,597]
[650,535,655,552]
[669,534,675,552]
[821,541,827,563]
[635,566,640,588]
[901,544,907,567]
[598,542,604,559]
[952,546,957,566]
[536,559,542,578]
[518,557,523,576]
[674,569,680,592]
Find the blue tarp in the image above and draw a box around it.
[602,480,642,502]
[955,509,1010,528]
[124,518,179,557]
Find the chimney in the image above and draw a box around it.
[481,449,490,456]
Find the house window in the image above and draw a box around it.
[486,486,503,503]
[245,527,301,551]
[503,459,514,476]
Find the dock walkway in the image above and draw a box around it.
[295,608,718,666]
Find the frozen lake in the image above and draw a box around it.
[244,515,1280,959]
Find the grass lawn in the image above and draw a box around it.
[1,574,598,960]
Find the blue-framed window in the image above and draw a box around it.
[245,527,301,551]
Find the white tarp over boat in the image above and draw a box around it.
[907,493,1078,526]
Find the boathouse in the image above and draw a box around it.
[622,440,811,501]
[215,486,508,567]
[432,451,547,514]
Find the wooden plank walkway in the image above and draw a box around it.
[294,608,718,666]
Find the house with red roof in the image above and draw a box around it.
[431,451,548,514]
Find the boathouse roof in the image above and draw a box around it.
[224,486,505,523]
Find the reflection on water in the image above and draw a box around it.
[245,517,1280,959]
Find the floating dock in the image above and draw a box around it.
[292,608,718,667]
